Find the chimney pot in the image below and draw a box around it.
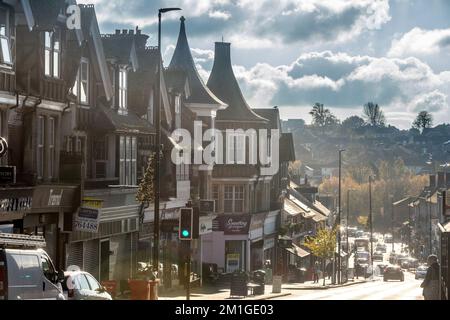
[122,29,128,34]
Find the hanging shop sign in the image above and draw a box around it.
[73,207,101,233]
[0,166,16,184]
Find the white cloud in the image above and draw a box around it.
[409,90,448,113]
[208,10,231,20]
[388,27,450,58]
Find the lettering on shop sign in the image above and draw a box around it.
[48,189,63,206]
[0,197,32,213]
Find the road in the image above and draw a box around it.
[276,237,424,300]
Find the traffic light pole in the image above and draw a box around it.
[186,244,191,300]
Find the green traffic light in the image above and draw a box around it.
[182,230,190,237]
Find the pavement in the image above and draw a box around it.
[115,278,368,300]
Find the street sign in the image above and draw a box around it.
[0,166,16,184]
[73,207,101,233]
[0,137,8,158]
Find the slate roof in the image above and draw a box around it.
[169,17,226,107]
[254,108,281,129]
[94,102,155,135]
[207,42,268,123]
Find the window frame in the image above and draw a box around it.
[0,6,12,66]
[43,30,61,79]
[223,185,245,213]
[72,57,89,104]
[119,135,137,185]
[48,117,55,180]
[118,68,128,114]
[37,116,45,179]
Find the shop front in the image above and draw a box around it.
[249,212,266,271]
[263,210,279,267]
[0,185,79,269]
[203,214,251,273]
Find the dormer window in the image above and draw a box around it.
[72,58,89,104]
[118,68,127,115]
[44,30,60,78]
[0,7,12,66]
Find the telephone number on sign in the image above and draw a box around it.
[74,220,98,231]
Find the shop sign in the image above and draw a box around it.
[48,189,64,206]
[74,207,101,233]
[199,216,213,235]
[82,197,104,209]
[214,214,251,235]
[0,166,16,184]
[0,196,32,213]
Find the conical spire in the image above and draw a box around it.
[207,42,267,123]
[169,17,226,107]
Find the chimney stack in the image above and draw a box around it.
[122,29,128,34]
[115,29,120,35]
[129,30,134,35]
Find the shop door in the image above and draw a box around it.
[100,240,110,282]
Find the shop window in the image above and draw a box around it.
[0,7,12,66]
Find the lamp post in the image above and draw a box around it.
[337,149,345,284]
[390,194,394,253]
[154,7,182,274]
[369,175,374,280]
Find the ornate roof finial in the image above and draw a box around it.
[180,16,185,22]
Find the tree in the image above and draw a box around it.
[363,102,386,127]
[341,115,365,131]
[304,227,337,286]
[412,111,433,133]
[136,153,156,207]
[309,103,339,134]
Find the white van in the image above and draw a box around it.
[0,233,65,300]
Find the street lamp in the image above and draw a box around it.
[369,175,374,280]
[337,149,345,284]
[389,194,394,253]
[154,7,182,274]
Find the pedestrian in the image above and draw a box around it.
[326,262,332,280]
[420,255,440,300]
[313,261,320,284]
[355,262,359,279]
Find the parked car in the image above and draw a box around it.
[415,265,428,280]
[377,264,389,275]
[0,233,65,300]
[373,251,384,261]
[383,266,404,282]
[62,267,112,300]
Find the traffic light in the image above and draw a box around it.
[179,208,193,240]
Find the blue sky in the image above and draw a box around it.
[80,0,450,129]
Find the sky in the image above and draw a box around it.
[79,0,450,129]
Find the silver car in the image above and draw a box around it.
[62,270,112,300]
[415,265,428,280]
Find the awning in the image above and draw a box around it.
[284,196,315,219]
[285,243,310,258]
[313,212,327,222]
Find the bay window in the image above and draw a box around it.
[119,135,136,185]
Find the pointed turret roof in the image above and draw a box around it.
[207,42,267,123]
[169,17,226,108]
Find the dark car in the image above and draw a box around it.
[383,266,404,282]
[373,251,384,261]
